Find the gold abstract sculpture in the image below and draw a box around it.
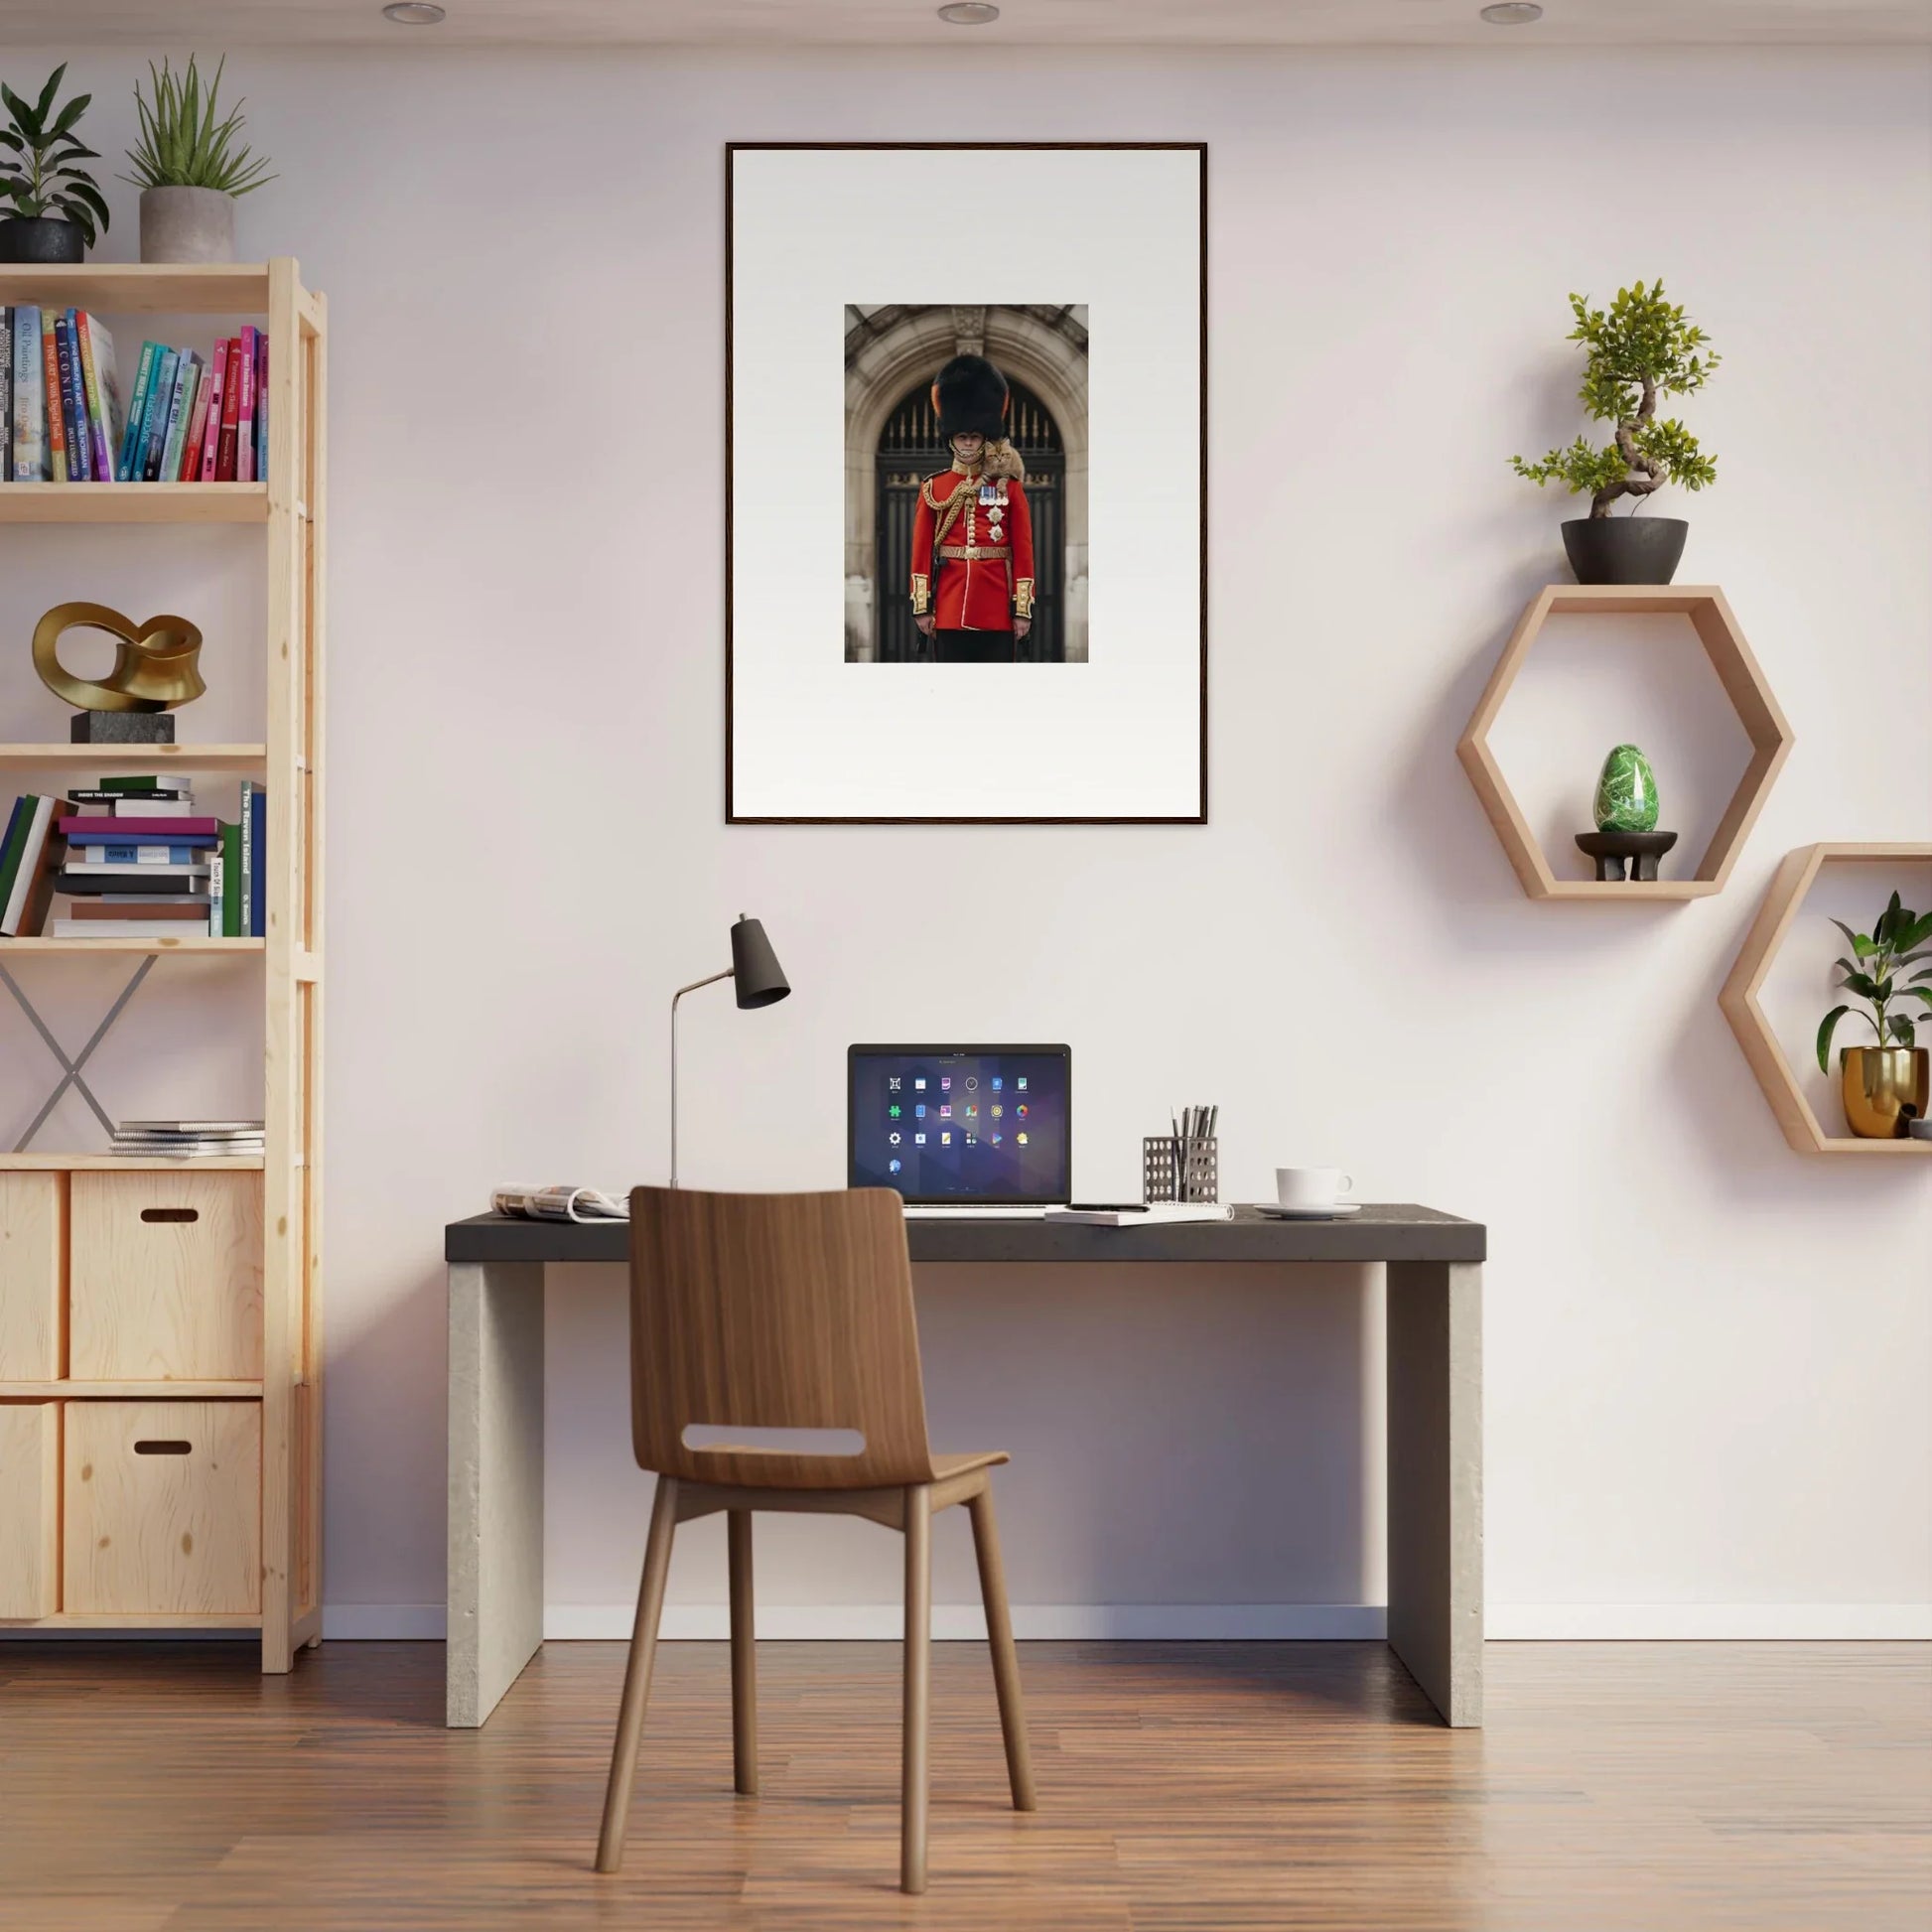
[33,602,206,713]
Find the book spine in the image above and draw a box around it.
[0,796,30,908]
[41,315,67,484]
[254,332,268,480]
[74,311,106,481]
[139,348,179,483]
[221,820,241,937]
[179,358,212,481]
[197,340,227,481]
[87,844,204,864]
[248,784,266,940]
[0,307,12,479]
[235,327,258,485]
[56,313,88,481]
[13,308,43,481]
[159,354,199,484]
[77,314,119,481]
[1,797,55,935]
[118,341,158,481]
[216,339,242,481]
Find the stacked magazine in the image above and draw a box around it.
[112,1119,265,1160]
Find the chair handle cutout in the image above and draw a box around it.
[681,1424,866,1457]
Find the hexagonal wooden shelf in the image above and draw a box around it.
[1456,585,1795,900]
[1719,842,1932,1159]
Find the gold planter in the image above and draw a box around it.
[1840,1045,1930,1139]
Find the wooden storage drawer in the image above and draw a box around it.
[64,1401,261,1615]
[69,1172,263,1381]
[0,1402,60,1618]
[0,1173,65,1379]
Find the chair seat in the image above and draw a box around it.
[930,1449,1008,1480]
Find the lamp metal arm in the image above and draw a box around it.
[669,967,735,1188]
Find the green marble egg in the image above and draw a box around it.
[1593,744,1660,833]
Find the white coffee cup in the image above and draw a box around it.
[1276,1167,1353,1211]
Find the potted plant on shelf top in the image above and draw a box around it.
[123,56,274,265]
[0,65,110,264]
[1817,892,1932,1139]
[1511,280,1719,586]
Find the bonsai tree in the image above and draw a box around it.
[0,65,110,247]
[1817,893,1932,1071]
[123,57,275,200]
[1512,281,1718,518]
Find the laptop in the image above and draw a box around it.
[848,1043,1071,1217]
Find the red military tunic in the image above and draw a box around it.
[909,460,1035,631]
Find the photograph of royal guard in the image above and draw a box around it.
[909,352,1035,663]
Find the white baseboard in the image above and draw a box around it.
[19,1601,1926,1644]
[1488,1603,1932,1640]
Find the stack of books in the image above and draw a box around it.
[0,775,266,938]
[2,308,267,484]
[111,1119,265,1160]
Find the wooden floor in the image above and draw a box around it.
[0,1640,1925,1930]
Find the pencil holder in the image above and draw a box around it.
[1143,1136,1218,1205]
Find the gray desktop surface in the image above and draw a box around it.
[445,1202,1484,1266]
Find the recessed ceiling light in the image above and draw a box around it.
[938,2,1001,23]
[382,2,447,22]
[1479,2,1544,21]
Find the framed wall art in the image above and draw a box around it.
[726,142,1207,824]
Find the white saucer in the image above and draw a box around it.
[1251,1201,1361,1219]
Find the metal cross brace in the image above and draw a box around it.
[0,955,156,1151]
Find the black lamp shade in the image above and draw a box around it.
[730,915,790,1009]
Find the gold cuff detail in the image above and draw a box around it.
[1015,578,1035,618]
[938,544,1012,562]
[910,573,930,615]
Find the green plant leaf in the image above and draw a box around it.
[1831,919,1875,957]
[1817,1005,1850,1072]
[1888,1014,1917,1045]
[1841,970,1881,1001]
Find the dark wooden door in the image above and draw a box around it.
[875,380,1064,662]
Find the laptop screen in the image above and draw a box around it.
[848,1044,1071,1204]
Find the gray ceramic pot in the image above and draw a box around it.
[139,186,236,265]
[1561,516,1689,586]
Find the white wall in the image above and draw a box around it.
[6,44,1929,1640]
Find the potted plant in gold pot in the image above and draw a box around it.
[1817,893,1932,1138]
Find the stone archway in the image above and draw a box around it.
[844,305,1089,662]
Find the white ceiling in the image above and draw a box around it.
[6,0,1930,48]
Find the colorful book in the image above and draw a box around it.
[118,341,160,480]
[179,357,212,481]
[254,332,268,480]
[215,339,242,481]
[67,898,210,920]
[75,313,119,483]
[40,314,66,484]
[235,326,258,484]
[0,796,30,907]
[158,353,201,485]
[75,843,207,864]
[216,820,239,936]
[137,346,179,483]
[0,795,60,935]
[55,313,88,481]
[59,867,208,895]
[99,773,174,794]
[49,919,205,939]
[198,339,228,481]
[12,307,44,481]
[246,782,266,938]
[60,815,219,841]
[0,307,11,474]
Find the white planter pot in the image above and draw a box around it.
[139,187,236,265]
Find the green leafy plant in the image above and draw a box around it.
[1512,281,1719,519]
[0,65,110,245]
[1816,893,1932,1071]
[123,57,274,198]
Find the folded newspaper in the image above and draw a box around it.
[490,1184,630,1223]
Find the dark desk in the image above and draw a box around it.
[445,1204,1484,1729]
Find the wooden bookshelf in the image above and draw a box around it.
[0,483,267,524]
[0,260,326,1672]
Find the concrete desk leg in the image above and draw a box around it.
[448,1260,546,1727]
[1386,1260,1483,1726]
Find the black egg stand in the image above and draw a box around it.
[1575,829,1680,883]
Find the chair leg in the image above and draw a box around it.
[594,1474,679,1873]
[728,1508,758,1796]
[901,1483,932,1895]
[967,1485,1037,1812]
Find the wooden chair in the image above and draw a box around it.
[595,1185,1037,1894]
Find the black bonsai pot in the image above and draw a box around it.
[0,215,86,264]
[1562,515,1688,586]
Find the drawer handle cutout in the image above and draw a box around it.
[133,1440,193,1455]
[141,1207,200,1224]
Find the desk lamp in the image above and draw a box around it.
[668,914,790,1186]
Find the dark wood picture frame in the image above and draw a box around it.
[724,141,1208,826]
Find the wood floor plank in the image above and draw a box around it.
[0,1640,1924,1930]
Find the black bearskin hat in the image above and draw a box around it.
[931,353,1010,441]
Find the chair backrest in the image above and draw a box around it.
[626,1185,939,1490]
